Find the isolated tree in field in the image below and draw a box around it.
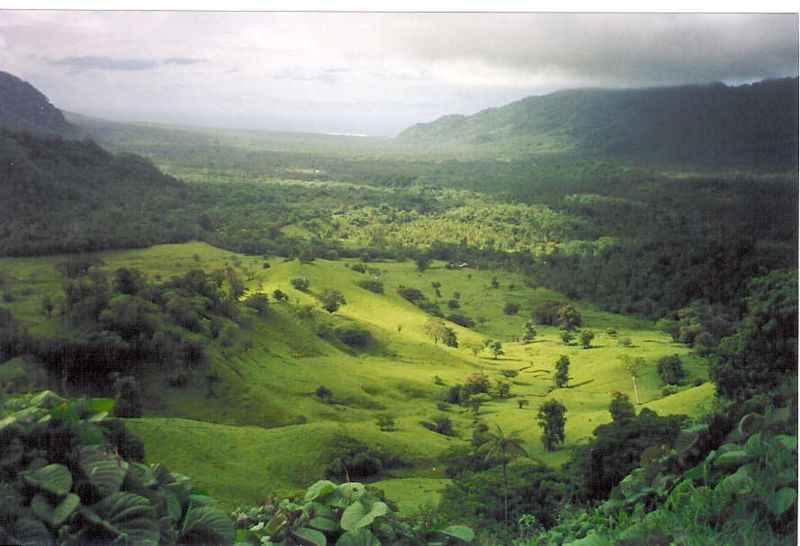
[517,399,529,409]
[609,391,636,423]
[485,339,504,359]
[225,266,247,300]
[580,330,595,349]
[111,375,142,418]
[503,302,519,315]
[495,377,510,398]
[318,288,346,313]
[521,319,537,343]
[441,327,458,348]
[657,354,687,385]
[315,385,333,403]
[425,318,448,344]
[479,424,528,543]
[557,304,582,331]
[415,254,430,272]
[537,399,567,451]
[554,355,570,388]
[290,277,309,291]
[620,355,645,404]
[376,413,395,431]
[431,281,442,299]
[560,330,573,345]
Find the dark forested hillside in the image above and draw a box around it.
[0,71,75,135]
[0,128,195,255]
[397,78,799,170]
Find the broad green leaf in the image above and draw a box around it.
[31,492,80,527]
[179,506,234,546]
[713,450,751,471]
[9,517,51,545]
[772,435,797,452]
[292,526,327,546]
[569,531,611,546]
[29,391,65,409]
[340,500,388,531]
[80,447,127,498]
[23,463,73,496]
[306,501,335,519]
[715,465,753,495]
[93,491,159,546]
[336,528,380,546]
[304,480,338,502]
[337,482,365,501]
[440,524,475,542]
[83,397,115,414]
[308,516,339,532]
[744,432,763,455]
[771,487,797,517]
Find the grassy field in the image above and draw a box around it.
[0,241,714,512]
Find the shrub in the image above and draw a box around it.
[421,415,456,436]
[244,292,269,313]
[397,285,425,303]
[447,299,460,309]
[532,300,564,325]
[335,324,371,348]
[323,436,403,480]
[580,330,595,349]
[417,301,443,317]
[503,302,519,315]
[315,385,333,402]
[657,354,687,385]
[500,369,519,378]
[351,263,367,273]
[462,374,490,397]
[376,413,395,431]
[290,277,309,291]
[357,279,384,293]
[661,385,678,397]
[318,288,346,313]
[272,289,287,301]
[618,337,632,347]
[446,314,475,328]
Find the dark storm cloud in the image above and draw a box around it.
[388,13,799,87]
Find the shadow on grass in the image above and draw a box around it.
[569,379,595,388]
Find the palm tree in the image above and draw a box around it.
[479,424,528,543]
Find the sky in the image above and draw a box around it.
[0,10,797,136]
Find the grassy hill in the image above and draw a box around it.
[0,241,714,512]
[396,78,799,170]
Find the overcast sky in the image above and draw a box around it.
[0,11,797,136]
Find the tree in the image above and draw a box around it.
[517,399,529,409]
[315,385,333,403]
[225,266,247,300]
[40,294,54,318]
[537,399,567,451]
[560,331,573,345]
[376,413,395,431]
[656,354,686,385]
[485,339,504,359]
[111,375,142,418]
[290,277,309,291]
[441,327,458,348]
[244,292,269,314]
[554,355,570,388]
[415,254,431,272]
[318,288,346,313]
[424,318,448,344]
[431,281,442,299]
[503,302,519,315]
[478,425,528,543]
[495,378,510,398]
[580,330,595,349]
[557,304,582,331]
[521,319,537,343]
[620,355,645,404]
[608,391,636,423]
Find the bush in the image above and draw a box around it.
[421,415,456,436]
[447,299,460,309]
[417,301,443,317]
[351,263,367,273]
[397,285,425,303]
[323,436,403,480]
[532,300,564,325]
[657,354,687,385]
[357,279,384,293]
[315,385,333,402]
[290,277,309,291]
[661,385,678,397]
[503,302,520,315]
[334,324,371,348]
[446,313,475,328]
[376,413,395,431]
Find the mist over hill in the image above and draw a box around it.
[0,71,75,135]
[397,78,799,170]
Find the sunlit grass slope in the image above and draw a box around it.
[0,241,714,512]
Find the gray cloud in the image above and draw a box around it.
[163,57,207,66]
[49,56,159,71]
[49,55,208,72]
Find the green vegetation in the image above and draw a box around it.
[0,74,795,545]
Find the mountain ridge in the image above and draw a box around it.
[396,78,799,169]
[0,71,75,135]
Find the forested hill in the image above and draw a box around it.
[0,128,194,256]
[396,78,799,170]
[0,71,74,135]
